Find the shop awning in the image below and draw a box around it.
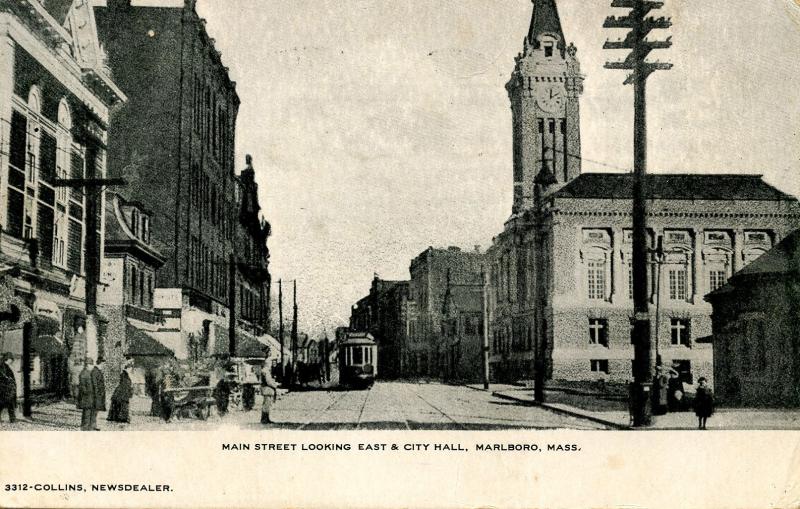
[213,326,268,359]
[36,315,61,337]
[126,324,175,357]
[32,334,64,356]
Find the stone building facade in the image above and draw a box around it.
[0,0,126,397]
[706,229,800,407]
[94,0,271,361]
[486,0,800,386]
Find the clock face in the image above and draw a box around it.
[536,84,566,113]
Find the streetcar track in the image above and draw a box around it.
[353,386,372,430]
[296,391,346,430]
[407,385,467,430]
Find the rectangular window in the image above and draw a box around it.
[709,270,727,292]
[590,359,609,374]
[353,346,363,365]
[668,268,687,300]
[543,41,554,58]
[670,318,691,346]
[588,318,609,347]
[587,260,606,300]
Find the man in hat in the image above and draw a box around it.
[0,353,17,423]
[260,350,280,424]
[77,357,106,430]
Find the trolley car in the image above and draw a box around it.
[338,332,377,389]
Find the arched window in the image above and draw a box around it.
[581,229,612,302]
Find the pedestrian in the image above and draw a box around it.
[107,358,134,423]
[0,353,17,423]
[667,365,685,412]
[213,374,231,416]
[77,357,106,431]
[693,377,714,430]
[146,366,164,417]
[69,356,83,400]
[260,353,279,424]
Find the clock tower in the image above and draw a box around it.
[507,0,584,213]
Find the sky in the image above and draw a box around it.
[194,0,800,337]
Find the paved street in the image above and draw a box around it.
[0,382,607,431]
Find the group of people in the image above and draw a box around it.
[652,364,715,429]
[75,357,135,430]
[287,360,327,388]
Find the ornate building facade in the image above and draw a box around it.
[0,0,126,397]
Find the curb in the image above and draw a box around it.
[491,391,631,430]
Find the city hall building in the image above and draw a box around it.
[486,0,800,385]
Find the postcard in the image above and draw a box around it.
[1,1,799,508]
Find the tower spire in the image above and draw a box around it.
[528,0,565,47]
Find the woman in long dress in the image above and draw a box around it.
[108,360,134,423]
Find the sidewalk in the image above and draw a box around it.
[483,386,800,430]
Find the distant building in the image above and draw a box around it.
[706,230,800,407]
[349,276,414,379]
[408,246,484,378]
[94,1,272,362]
[486,0,800,386]
[441,277,484,382]
[0,0,126,397]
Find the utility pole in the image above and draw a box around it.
[604,0,672,427]
[278,279,284,377]
[481,269,490,391]
[228,253,237,357]
[54,152,126,364]
[291,280,298,373]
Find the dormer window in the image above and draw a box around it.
[131,208,139,237]
[543,41,554,58]
[142,216,150,244]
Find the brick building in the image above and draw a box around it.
[94,0,271,361]
[486,0,800,386]
[706,229,800,407]
[407,246,484,378]
[349,276,414,379]
[0,0,125,397]
[441,279,484,383]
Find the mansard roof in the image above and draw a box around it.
[554,173,796,202]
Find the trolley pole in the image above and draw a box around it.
[278,280,284,376]
[481,269,490,390]
[604,0,672,427]
[291,280,298,374]
[54,149,126,365]
[228,253,237,357]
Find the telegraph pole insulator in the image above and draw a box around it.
[604,0,672,427]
